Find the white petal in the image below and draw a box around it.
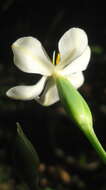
[60,46,91,75]
[67,72,84,89]
[58,28,88,69]
[36,77,59,106]
[12,37,54,76]
[6,76,47,100]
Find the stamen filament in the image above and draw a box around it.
[52,51,56,65]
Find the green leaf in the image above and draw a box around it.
[15,123,40,190]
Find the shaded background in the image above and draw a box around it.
[0,0,106,189]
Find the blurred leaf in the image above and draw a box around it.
[15,123,40,190]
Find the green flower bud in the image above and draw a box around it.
[55,75,106,163]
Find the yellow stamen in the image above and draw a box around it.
[56,53,60,65]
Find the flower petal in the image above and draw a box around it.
[58,28,88,69]
[67,72,84,89]
[6,76,47,100]
[36,77,59,106]
[60,46,91,75]
[12,37,54,76]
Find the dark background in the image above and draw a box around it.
[0,0,106,189]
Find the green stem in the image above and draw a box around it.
[85,129,106,164]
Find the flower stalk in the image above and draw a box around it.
[86,129,106,163]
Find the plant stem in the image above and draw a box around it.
[85,129,106,164]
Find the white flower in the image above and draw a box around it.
[6,28,91,106]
